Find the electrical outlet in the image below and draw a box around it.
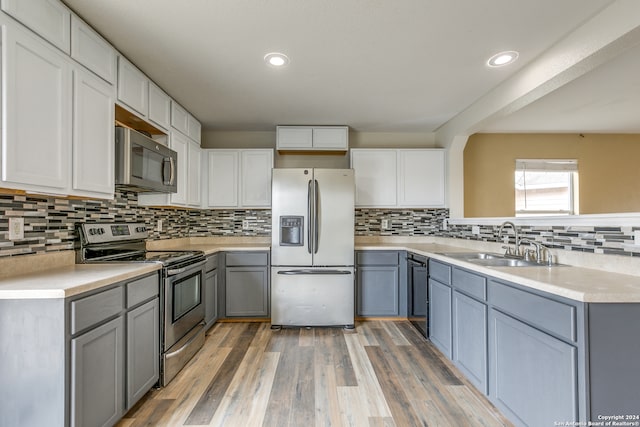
[9,217,24,240]
[242,220,250,230]
[442,219,448,231]
[634,230,640,245]
[381,219,389,229]
[157,219,163,232]
[472,225,480,235]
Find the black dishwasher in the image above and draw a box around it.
[407,253,428,337]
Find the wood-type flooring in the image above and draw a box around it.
[117,320,513,427]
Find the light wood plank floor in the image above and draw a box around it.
[117,321,513,427]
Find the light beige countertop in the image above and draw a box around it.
[146,236,270,255]
[0,261,161,299]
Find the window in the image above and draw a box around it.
[515,159,578,216]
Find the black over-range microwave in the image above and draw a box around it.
[115,126,177,193]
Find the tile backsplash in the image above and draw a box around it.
[0,191,638,258]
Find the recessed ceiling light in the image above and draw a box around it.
[487,51,519,67]
[264,52,290,68]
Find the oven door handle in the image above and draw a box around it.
[166,267,187,275]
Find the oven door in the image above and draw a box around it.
[163,259,206,352]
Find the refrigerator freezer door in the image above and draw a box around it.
[271,169,313,266]
[271,267,355,327]
[312,169,355,266]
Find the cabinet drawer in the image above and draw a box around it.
[126,274,159,308]
[429,260,451,285]
[489,280,577,342]
[453,268,486,301]
[71,286,124,334]
[206,254,219,272]
[225,252,268,266]
[356,251,399,265]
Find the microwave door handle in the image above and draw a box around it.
[163,157,175,185]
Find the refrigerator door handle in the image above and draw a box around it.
[314,179,319,254]
[307,179,313,254]
[277,269,352,275]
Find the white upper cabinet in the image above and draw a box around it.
[171,102,189,136]
[117,56,148,117]
[397,149,446,207]
[240,150,273,207]
[72,66,115,198]
[169,131,189,206]
[351,149,397,207]
[1,21,72,192]
[70,15,116,84]
[187,115,201,144]
[187,141,202,206]
[207,150,239,208]
[276,126,348,151]
[206,149,273,209]
[2,0,71,54]
[351,148,446,208]
[148,83,171,131]
[312,127,348,150]
[171,102,201,144]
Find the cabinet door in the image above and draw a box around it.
[207,150,239,207]
[117,57,148,116]
[225,267,269,317]
[240,150,273,207]
[351,149,397,207]
[312,127,348,150]
[148,83,171,131]
[188,114,201,144]
[489,309,578,426]
[171,102,190,135]
[397,149,446,207]
[187,141,202,206]
[429,279,452,358]
[70,15,116,83]
[2,24,71,192]
[71,316,125,427]
[205,269,218,327]
[126,299,159,409]
[452,291,487,393]
[357,266,399,316]
[169,132,189,205]
[72,66,115,198]
[276,127,313,149]
[2,0,71,54]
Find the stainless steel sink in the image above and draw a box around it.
[466,258,541,267]
[437,252,503,260]
[437,252,560,267]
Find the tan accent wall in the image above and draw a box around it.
[464,133,640,217]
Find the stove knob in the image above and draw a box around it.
[97,228,105,235]
[136,226,146,233]
[89,228,96,235]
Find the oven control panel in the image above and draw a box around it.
[80,222,149,244]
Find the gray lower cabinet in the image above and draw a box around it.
[489,309,577,427]
[126,298,160,409]
[71,316,125,427]
[452,290,487,393]
[355,251,406,317]
[204,254,219,328]
[223,251,270,317]
[0,272,160,427]
[428,277,452,357]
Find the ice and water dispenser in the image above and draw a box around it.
[279,216,304,246]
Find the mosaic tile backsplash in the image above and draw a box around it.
[0,191,638,258]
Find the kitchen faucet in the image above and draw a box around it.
[498,221,520,257]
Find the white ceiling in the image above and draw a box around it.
[62,0,640,135]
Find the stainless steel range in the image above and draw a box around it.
[76,222,206,386]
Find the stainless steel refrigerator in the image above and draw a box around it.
[271,168,355,328]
